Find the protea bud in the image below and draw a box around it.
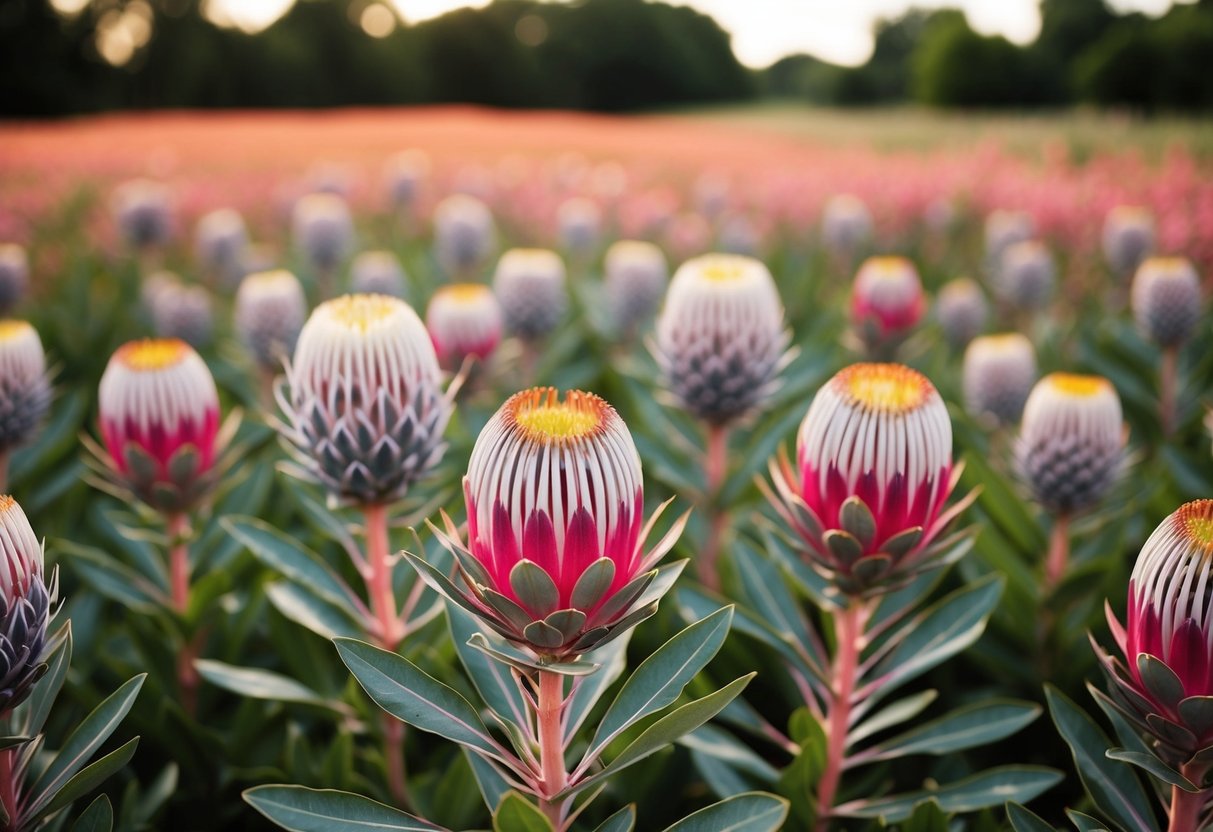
[96,338,224,513]
[1097,500,1213,767]
[0,495,51,714]
[493,248,568,343]
[766,363,970,596]
[1017,373,1124,516]
[1131,257,1202,349]
[850,256,925,352]
[963,333,1037,427]
[291,193,355,276]
[0,321,51,455]
[0,244,29,315]
[995,240,1055,312]
[1103,205,1156,278]
[557,197,602,257]
[235,270,307,374]
[654,253,789,426]
[433,194,497,278]
[426,283,503,373]
[983,210,1035,268]
[112,179,173,251]
[194,208,249,289]
[604,239,668,333]
[278,294,452,506]
[718,214,761,257]
[422,387,686,660]
[936,278,989,349]
[350,250,408,299]
[151,281,214,349]
[821,194,873,258]
[384,149,431,213]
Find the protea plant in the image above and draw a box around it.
[1103,205,1156,278]
[492,248,568,370]
[995,240,1055,315]
[425,283,503,375]
[820,194,873,263]
[983,209,1035,270]
[556,196,602,260]
[235,269,308,403]
[963,333,1037,428]
[936,277,989,349]
[150,281,214,349]
[603,239,668,338]
[291,192,355,295]
[0,244,29,315]
[112,178,174,256]
[0,320,51,489]
[433,193,497,280]
[383,148,430,220]
[194,207,249,290]
[0,494,51,716]
[1131,256,1203,436]
[349,250,408,299]
[850,255,925,357]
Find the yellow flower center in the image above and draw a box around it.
[323,294,401,332]
[700,259,747,283]
[438,283,491,303]
[509,388,607,441]
[0,320,32,342]
[866,256,909,276]
[0,495,14,514]
[1047,373,1109,398]
[1178,501,1213,551]
[840,363,929,412]
[118,339,188,371]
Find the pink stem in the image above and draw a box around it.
[1161,346,1178,438]
[698,424,730,590]
[1045,513,1070,593]
[1169,762,1211,832]
[167,513,199,715]
[0,747,19,830]
[537,670,568,829]
[363,504,403,652]
[815,601,868,832]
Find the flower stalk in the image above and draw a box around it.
[816,601,870,831]
[1161,345,1178,438]
[1044,512,1070,593]
[537,670,569,829]
[699,423,730,589]
[1169,762,1210,832]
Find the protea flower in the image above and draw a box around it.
[277,294,452,506]
[384,149,430,213]
[0,244,29,315]
[1096,500,1213,767]
[604,239,668,335]
[557,197,602,258]
[350,250,408,299]
[995,240,1055,312]
[963,333,1037,427]
[235,270,308,374]
[1103,205,1156,278]
[850,256,925,353]
[426,283,503,371]
[765,363,971,597]
[983,209,1035,269]
[821,194,873,258]
[936,278,989,349]
[291,193,355,278]
[433,194,497,278]
[1017,373,1124,516]
[493,248,568,343]
[1132,257,1202,349]
[194,208,249,289]
[0,320,51,458]
[94,338,228,514]
[717,214,761,257]
[112,179,173,251]
[150,281,214,349]
[655,253,789,427]
[0,495,51,714]
[420,387,687,660]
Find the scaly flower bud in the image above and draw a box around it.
[350,250,408,299]
[995,240,1055,312]
[557,197,602,257]
[984,210,1035,269]
[963,333,1037,427]
[0,496,51,713]
[1103,205,1156,277]
[604,240,668,333]
[291,193,355,275]
[426,283,503,371]
[384,149,431,212]
[235,270,308,373]
[0,321,51,454]
[1131,257,1202,349]
[493,248,568,343]
[433,194,497,277]
[0,245,29,315]
[279,294,451,506]
[194,208,249,289]
[936,278,989,349]
[821,195,873,257]
[112,179,173,251]
[850,256,925,351]
[151,282,214,349]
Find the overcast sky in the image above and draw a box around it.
[205,0,1184,68]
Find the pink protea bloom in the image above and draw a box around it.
[766,363,972,596]
[421,387,687,660]
[850,256,925,353]
[425,283,504,371]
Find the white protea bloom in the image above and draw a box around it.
[557,196,602,257]
[0,495,51,713]
[1017,373,1125,516]
[963,333,1037,427]
[278,294,452,505]
[350,250,408,299]
[384,149,431,211]
[0,244,29,315]
[821,194,873,257]
[984,210,1035,268]
[493,248,568,343]
[433,194,497,277]
[604,240,669,333]
[936,278,989,349]
[112,179,174,250]
[1131,256,1202,348]
[426,283,504,371]
[194,208,249,289]
[654,253,790,426]
[291,193,355,275]
[850,256,925,349]
[1103,205,1156,277]
[0,321,50,454]
[235,270,308,373]
[995,240,1055,311]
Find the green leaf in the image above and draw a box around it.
[680,725,779,787]
[265,582,362,641]
[1105,750,1198,792]
[1046,685,1159,832]
[41,737,140,819]
[448,607,529,727]
[593,805,636,832]
[732,542,826,674]
[565,631,632,743]
[585,606,734,765]
[465,750,512,813]
[855,700,1040,763]
[334,638,512,766]
[1066,809,1112,831]
[58,540,167,612]
[19,624,71,739]
[194,660,345,712]
[492,792,553,832]
[849,690,939,745]
[244,785,448,831]
[900,800,949,832]
[0,736,30,750]
[71,794,113,832]
[1006,802,1055,832]
[658,792,789,832]
[833,766,1063,822]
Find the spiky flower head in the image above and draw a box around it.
[0,244,29,315]
[235,270,308,374]
[557,196,602,256]
[1103,205,1156,277]
[112,179,173,251]
[963,333,1037,427]
[422,387,687,661]
[350,250,408,299]
[983,209,1035,268]
[426,283,503,371]
[995,240,1055,311]
[1097,501,1213,766]
[1131,257,1202,349]
[194,208,249,289]
[936,278,989,349]
[851,256,925,350]
[821,194,873,257]
[766,363,971,597]
[433,194,497,277]
[604,239,669,333]
[384,149,431,211]
[1017,373,1124,516]
[291,193,355,275]
[0,496,51,714]
[150,281,214,349]
[95,339,225,513]
[0,321,51,454]
[278,294,452,506]
[493,248,568,343]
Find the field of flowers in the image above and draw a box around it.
[0,106,1212,832]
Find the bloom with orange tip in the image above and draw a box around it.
[766,363,971,596]
[0,320,50,454]
[426,283,503,370]
[0,495,52,713]
[419,387,687,660]
[850,256,925,349]
[1131,256,1202,348]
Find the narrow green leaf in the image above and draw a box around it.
[849,690,938,745]
[265,582,361,640]
[658,792,789,832]
[244,785,447,831]
[1006,802,1056,832]
[856,700,1040,763]
[833,766,1063,822]
[565,632,632,743]
[58,540,167,612]
[70,794,113,832]
[41,738,140,819]
[194,660,345,712]
[448,607,528,727]
[593,805,636,832]
[20,624,71,739]
[0,737,30,751]
[466,750,512,813]
[1105,750,1198,792]
[1066,809,1112,831]
[492,792,553,832]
